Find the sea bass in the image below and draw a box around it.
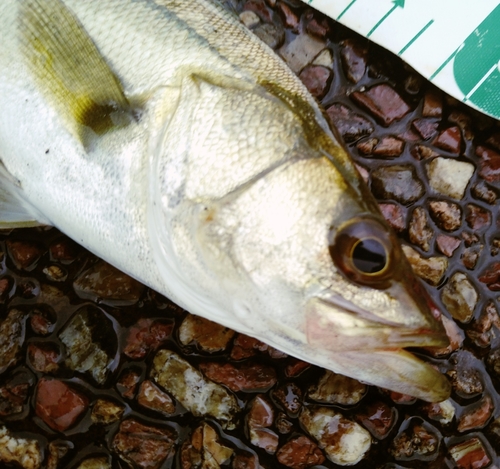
[0,0,450,401]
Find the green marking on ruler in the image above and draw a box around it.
[367,0,405,38]
[337,0,358,20]
[398,19,434,55]
[429,47,459,80]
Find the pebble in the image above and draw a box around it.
[181,422,234,469]
[401,245,448,286]
[433,126,462,154]
[279,32,326,73]
[299,406,371,466]
[412,144,440,160]
[422,88,443,117]
[76,456,110,469]
[372,136,405,157]
[351,84,411,126]
[340,39,367,83]
[230,333,286,360]
[0,426,41,469]
[112,419,176,469]
[426,157,474,200]
[467,301,500,348]
[200,361,277,392]
[276,435,325,469]
[73,260,144,305]
[124,317,173,359]
[179,314,235,352]
[299,65,332,99]
[371,164,424,205]
[27,342,59,373]
[471,181,497,204]
[476,145,500,183]
[59,306,116,384]
[389,419,440,461]
[0,309,26,374]
[429,200,462,231]
[276,2,299,30]
[355,400,396,440]
[0,374,30,417]
[307,370,366,405]
[458,395,494,432]
[247,395,279,453]
[465,204,491,231]
[312,48,333,69]
[421,399,455,425]
[478,262,500,291]
[448,436,491,469]
[35,378,88,432]
[91,399,125,425]
[326,103,374,143]
[272,382,302,416]
[412,118,439,140]
[305,13,330,39]
[137,380,176,415]
[49,238,79,262]
[436,234,461,257]
[378,203,406,232]
[243,0,272,23]
[116,369,141,399]
[46,440,73,469]
[151,349,239,429]
[239,10,261,28]
[447,352,484,398]
[6,240,43,270]
[408,207,433,251]
[441,272,478,323]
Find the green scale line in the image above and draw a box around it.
[398,19,434,55]
[429,46,460,80]
[337,0,358,20]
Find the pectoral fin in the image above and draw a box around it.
[18,0,133,141]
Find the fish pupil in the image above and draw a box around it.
[352,238,387,274]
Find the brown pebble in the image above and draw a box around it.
[412,118,439,140]
[458,395,494,432]
[299,65,332,99]
[6,240,43,270]
[27,343,59,373]
[305,12,330,38]
[276,435,325,469]
[272,383,302,416]
[378,203,406,233]
[124,318,173,359]
[356,401,396,440]
[433,126,462,154]
[479,262,500,291]
[471,181,497,204]
[179,314,234,352]
[243,0,272,23]
[467,301,500,348]
[449,437,491,469]
[116,369,141,399]
[351,84,411,126]
[429,200,462,231]
[476,145,500,183]
[409,207,433,252]
[436,235,461,257]
[465,204,491,230]
[340,39,367,83]
[137,380,175,415]
[422,88,443,117]
[411,145,440,160]
[372,165,424,205]
[326,103,374,143]
[372,136,405,157]
[276,2,299,29]
[462,244,483,270]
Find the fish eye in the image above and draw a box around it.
[329,216,399,288]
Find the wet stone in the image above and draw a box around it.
[49,239,78,263]
[422,88,443,117]
[448,352,484,398]
[0,309,27,374]
[0,373,30,417]
[402,245,447,286]
[272,382,302,416]
[179,314,234,353]
[46,440,73,469]
[478,262,500,291]
[305,13,330,39]
[0,276,12,303]
[285,358,311,377]
[429,200,462,231]
[307,370,366,405]
[230,333,286,360]
[436,235,461,257]
[279,32,325,73]
[412,144,440,160]
[181,422,233,469]
[116,369,141,399]
[299,65,332,99]
[467,301,500,348]
[471,181,497,204]
[350,83,411,126]
[433,126,462,154]
[462,244,484,270]
[6,240,43,270]
[239,10,260,29]
[42,264,67,282]
[458,395,494,432]
[412,118,439,140]
[253,22,284,49]
[378,203,406,233]
[151,349,239,429]
[465,204,491,231]
[27,342,59,373]
[340,38,367,83]
[421,399,455,425]
[276,412,294,434]
[448,437,491,469]
[200,361,276,392]
[312,48,333,68]
[299,406,371,466]
[91,398,125,425]
[35,378,88,432]
[441,272,478,323]
[0,426,41,469]
[73,260,144,305]
[371,136,405,158]
[137,380,175,415]
[408,207,433,252]
[112,419,176,469]
[232,452,260,469]
[371,164,424,205]
[476,145,500,183]
[276,435,325,469]
[124,317,173,359]
[357,138,377,155]
[59,306,116,385]
[326,103,374,143]
[355,400,396,440]
[276,2,299,30]
[243,0,272,23]
[77,456,110,469]
[247,395,279,454]
[426,157,474,200]
[389,420,440,461]
[448,110,474,141]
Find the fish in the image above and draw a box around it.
[0,0,451,402]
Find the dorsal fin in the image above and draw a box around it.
[18,0,133,140]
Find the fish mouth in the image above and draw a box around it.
[305,290,451,402]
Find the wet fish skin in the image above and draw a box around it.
[0,0,450,401]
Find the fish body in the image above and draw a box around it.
[0,0,450,401]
